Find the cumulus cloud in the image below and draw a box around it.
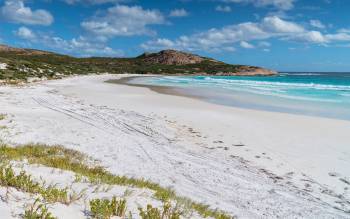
[46,36,123,57]
[286,31,326,43]
[261,16,304,33]
[81,5,165,38]
[240,41,255,48]
[13,27,123,57]
[15,26,36,40]
[0,0,53,26]
[310,19,325,29]
[141,16,350,52]
[63,0,130,5]
[223,0,296,10]
[215,5,232,12]
[338,28,350,33]
[258,41,271,47]
[325,33,350,41]
[169,8,189,17]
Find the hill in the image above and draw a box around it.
[0,45,277,82]
[138,49,205,65]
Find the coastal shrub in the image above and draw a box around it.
[23,198,56,219]
[89,196,127,219]
[0,114,6,120]
[138,202,181,219]
[0,144,232,219]
[0,164,70,204]
[41,186,69,204]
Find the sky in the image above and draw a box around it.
[0,0,350,72]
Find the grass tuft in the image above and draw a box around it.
[138,202,181,219]
[23,198,56,219]
[0,164,72,204]
[89,196,127,219]
[0,144,232,219]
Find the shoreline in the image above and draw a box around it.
[108,75,350,121]
[107,76,203,100]
[1,74,350,218]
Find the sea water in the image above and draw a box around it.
[130,73,350,120]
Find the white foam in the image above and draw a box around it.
[163,76,350,92]
[142,76,350,104]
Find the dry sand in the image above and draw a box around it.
[1,74,350,218]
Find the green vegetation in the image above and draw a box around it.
[0,114,5,120]
[0,164,74,204]
[23,198,56,219]
[138,202,181,219]
[0,144,232,219]
[0,48,245,82]
[89,197,127,219]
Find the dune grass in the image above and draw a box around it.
[0,144,232,219]
[0,164,79,205]
[89,196,127,219]
[138,202,181,219]
[23,198,56,219]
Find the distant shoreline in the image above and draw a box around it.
[109,74,350,121]
[107,76,203,100]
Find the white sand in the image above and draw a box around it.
[1,74,350,218]
[0,160,179,219]
[0,63,7,70]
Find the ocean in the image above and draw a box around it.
[129,72,350,120]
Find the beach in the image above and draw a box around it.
[1,74,350,218]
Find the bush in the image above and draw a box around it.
[138,202,181,219]
[0,164,70,204]
[89,196,127,219]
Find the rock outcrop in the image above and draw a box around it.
[138,50,277,76]
[138,50,205,65]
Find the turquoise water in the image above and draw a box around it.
[130,73,350,120]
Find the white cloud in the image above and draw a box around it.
[81,5,165,37]
[223,46,236,51]
[310,19,325,29]
[215,5,232,12]
[0,0,53,26]
[13,27,123,57]
[63,0,128,4]
[258,41,271,47]
[146,38,175,48]
[288,31,327,43]
[223,0,296,10]
[15,26,36,40]
[46,36,124,57]
[261,16,304,33]
[325,33,350,41]
[337,28,350,33]
[141,16,350,52]
[169,8,189,17]
[240,41,255,48]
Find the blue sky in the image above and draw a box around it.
[0,0,350,72]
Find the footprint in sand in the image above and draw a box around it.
[328,172,340,177]
[339,177,350,185]
[213,140,224,144]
